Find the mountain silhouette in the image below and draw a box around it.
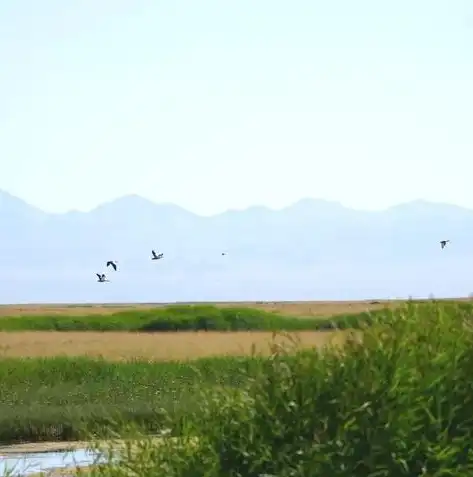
[0,190,472,303]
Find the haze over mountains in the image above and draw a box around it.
[1,189,473,303]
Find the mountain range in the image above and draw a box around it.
[1,189,473,303]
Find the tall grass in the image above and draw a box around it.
[0,355,261,444]
[86,301,473,476]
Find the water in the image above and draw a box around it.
[0,448,106,476]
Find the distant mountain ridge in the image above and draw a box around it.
[1,189,473,259]
[4,189,473,218]
[1,189,473,303]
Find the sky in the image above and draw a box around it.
[1,0,473,216]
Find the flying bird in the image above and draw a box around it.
[221,252,227,256]
[151,250,164,260]
[106,260,118,271]
[440,240,450,249]
[96,273,109,282]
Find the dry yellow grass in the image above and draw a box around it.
[0,299,381,361]
[0,330,347,361]
[0,299,406,317]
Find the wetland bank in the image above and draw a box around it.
[1,300,473,476]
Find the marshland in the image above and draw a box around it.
[1,300,473,476]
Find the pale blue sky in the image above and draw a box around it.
[1,0,472,215]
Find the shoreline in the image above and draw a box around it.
[0,441,94,455]
[0,433,172,455]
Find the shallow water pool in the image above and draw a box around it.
[0,448,106,476]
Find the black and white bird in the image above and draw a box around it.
[96,273,109,282]
[440,240,450,250]
[151,250,164,260]
[221,252,227,256]
[106,260,118,271]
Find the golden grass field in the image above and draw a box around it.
[0,298,460,360]
[0,330,351,361]
[0,300,387,360]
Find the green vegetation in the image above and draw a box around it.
[93,302,473,475]
[0,303,410,332]
[0,301,471,333]
[0,355,260,444]
[317,299,473,330]
[4,301,473,475]
[0,305,323,332]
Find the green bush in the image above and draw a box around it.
[316,300,473,330]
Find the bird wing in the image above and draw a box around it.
[96,273,101,279]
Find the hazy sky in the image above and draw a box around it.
[1,0,472,215]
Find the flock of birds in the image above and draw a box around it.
[95,240,451,283]
[96,249,227,282]
[95,241,452,282]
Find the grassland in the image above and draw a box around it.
[0,330,348,360]
[0,302,391,361]
[0,299,396,317]
[90,300,473,476]
[0,303,384,332]
[0,355,261,444]
[0,302,362,444]
[3,300,473,475]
